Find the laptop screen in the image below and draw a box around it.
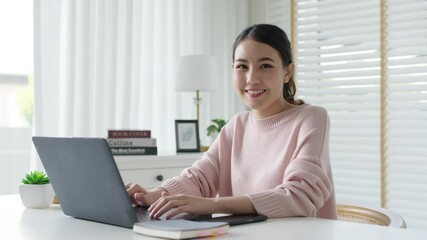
[32,137,138,228]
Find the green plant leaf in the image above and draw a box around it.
[206,125,217,136]
[21,170,50,185]
[206,118,227,136]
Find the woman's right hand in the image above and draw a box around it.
[125,183,165,206]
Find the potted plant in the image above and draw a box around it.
[206,118,226,144]
[19,170,55,209]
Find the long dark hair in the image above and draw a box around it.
[232,24,304,105]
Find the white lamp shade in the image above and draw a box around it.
[175,55,220,92]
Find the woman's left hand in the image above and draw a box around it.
[148,192,216,219]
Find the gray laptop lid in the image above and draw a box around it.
[32,136,138,228]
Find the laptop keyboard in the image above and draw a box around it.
[134,206,151,222]
[133,206,213,222]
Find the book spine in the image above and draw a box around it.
[110,147,157,155]
[107,138,157,147]
[108,130,151,138]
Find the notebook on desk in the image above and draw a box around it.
[32,137,267,229]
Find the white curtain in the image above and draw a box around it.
[33,0,249,167]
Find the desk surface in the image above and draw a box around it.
[1,194,426,240]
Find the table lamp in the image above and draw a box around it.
[175,55,219,121]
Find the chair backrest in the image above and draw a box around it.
[337,204,407,228]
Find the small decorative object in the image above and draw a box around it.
[19,170,55,209]
[206,118,226,144]
[175,120,201,152]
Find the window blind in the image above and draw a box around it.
[267,0,427,229]
[293,0,382,206]
[386,0,427,229]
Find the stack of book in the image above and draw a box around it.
[107,130,157,155]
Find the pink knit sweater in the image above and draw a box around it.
[161,104,337,219]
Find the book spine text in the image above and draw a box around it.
[108,130,151,138]
[107,138,157,147]
[110,147,157,155]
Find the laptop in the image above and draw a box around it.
[32,136,154,228]
[32,136,267,228]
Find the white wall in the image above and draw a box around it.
[249,0,267,24]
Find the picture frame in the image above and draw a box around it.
[175,120,200,152]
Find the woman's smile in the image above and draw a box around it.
[245,89,267,98]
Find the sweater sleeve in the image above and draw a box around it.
[159,150,220,198]
[247,107,333,218]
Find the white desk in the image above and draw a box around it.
[1,195,426,240]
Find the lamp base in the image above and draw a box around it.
[200,145,209,152]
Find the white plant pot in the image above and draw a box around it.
[19,183,55,209]
[209,132,219,145]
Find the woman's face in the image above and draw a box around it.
[233,39,293,119]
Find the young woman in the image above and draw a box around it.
[126,24,337,220]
